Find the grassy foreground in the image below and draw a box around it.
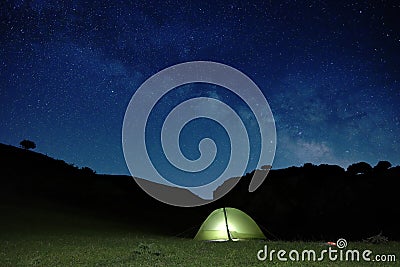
[2,236,400,267]
[1,203,399,266]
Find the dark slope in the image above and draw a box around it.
[1,143,399,240]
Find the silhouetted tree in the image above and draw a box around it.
[347,162,372,175]
[19,139,36,150]
[318,164,346,176]
[81,166,96,176]
[374,161,392,172]
[303,163,316,169]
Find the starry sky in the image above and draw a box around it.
[1,0,399,175]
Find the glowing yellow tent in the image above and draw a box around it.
[194,207,266,241]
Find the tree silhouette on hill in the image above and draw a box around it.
[373,160,392,172]
[81,166,96,176]
[346,161,372,175]
[20,139,36,150]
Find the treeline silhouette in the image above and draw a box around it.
[223,163,400,241]
[1,143,399,241]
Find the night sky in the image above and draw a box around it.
[1,1,399,175]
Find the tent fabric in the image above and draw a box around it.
[194,207,266,241]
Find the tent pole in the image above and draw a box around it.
[223,207,232,241]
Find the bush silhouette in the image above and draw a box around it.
[19,139,36,150]
[81,166,96,176]
[347,161,372,175]
[374,161,392,172]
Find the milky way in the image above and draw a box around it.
[1,1,399,174]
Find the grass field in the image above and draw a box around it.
[1,202,399,266]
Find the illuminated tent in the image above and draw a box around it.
[194,207,266,241]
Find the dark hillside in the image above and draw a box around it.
[1,143,399,241]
